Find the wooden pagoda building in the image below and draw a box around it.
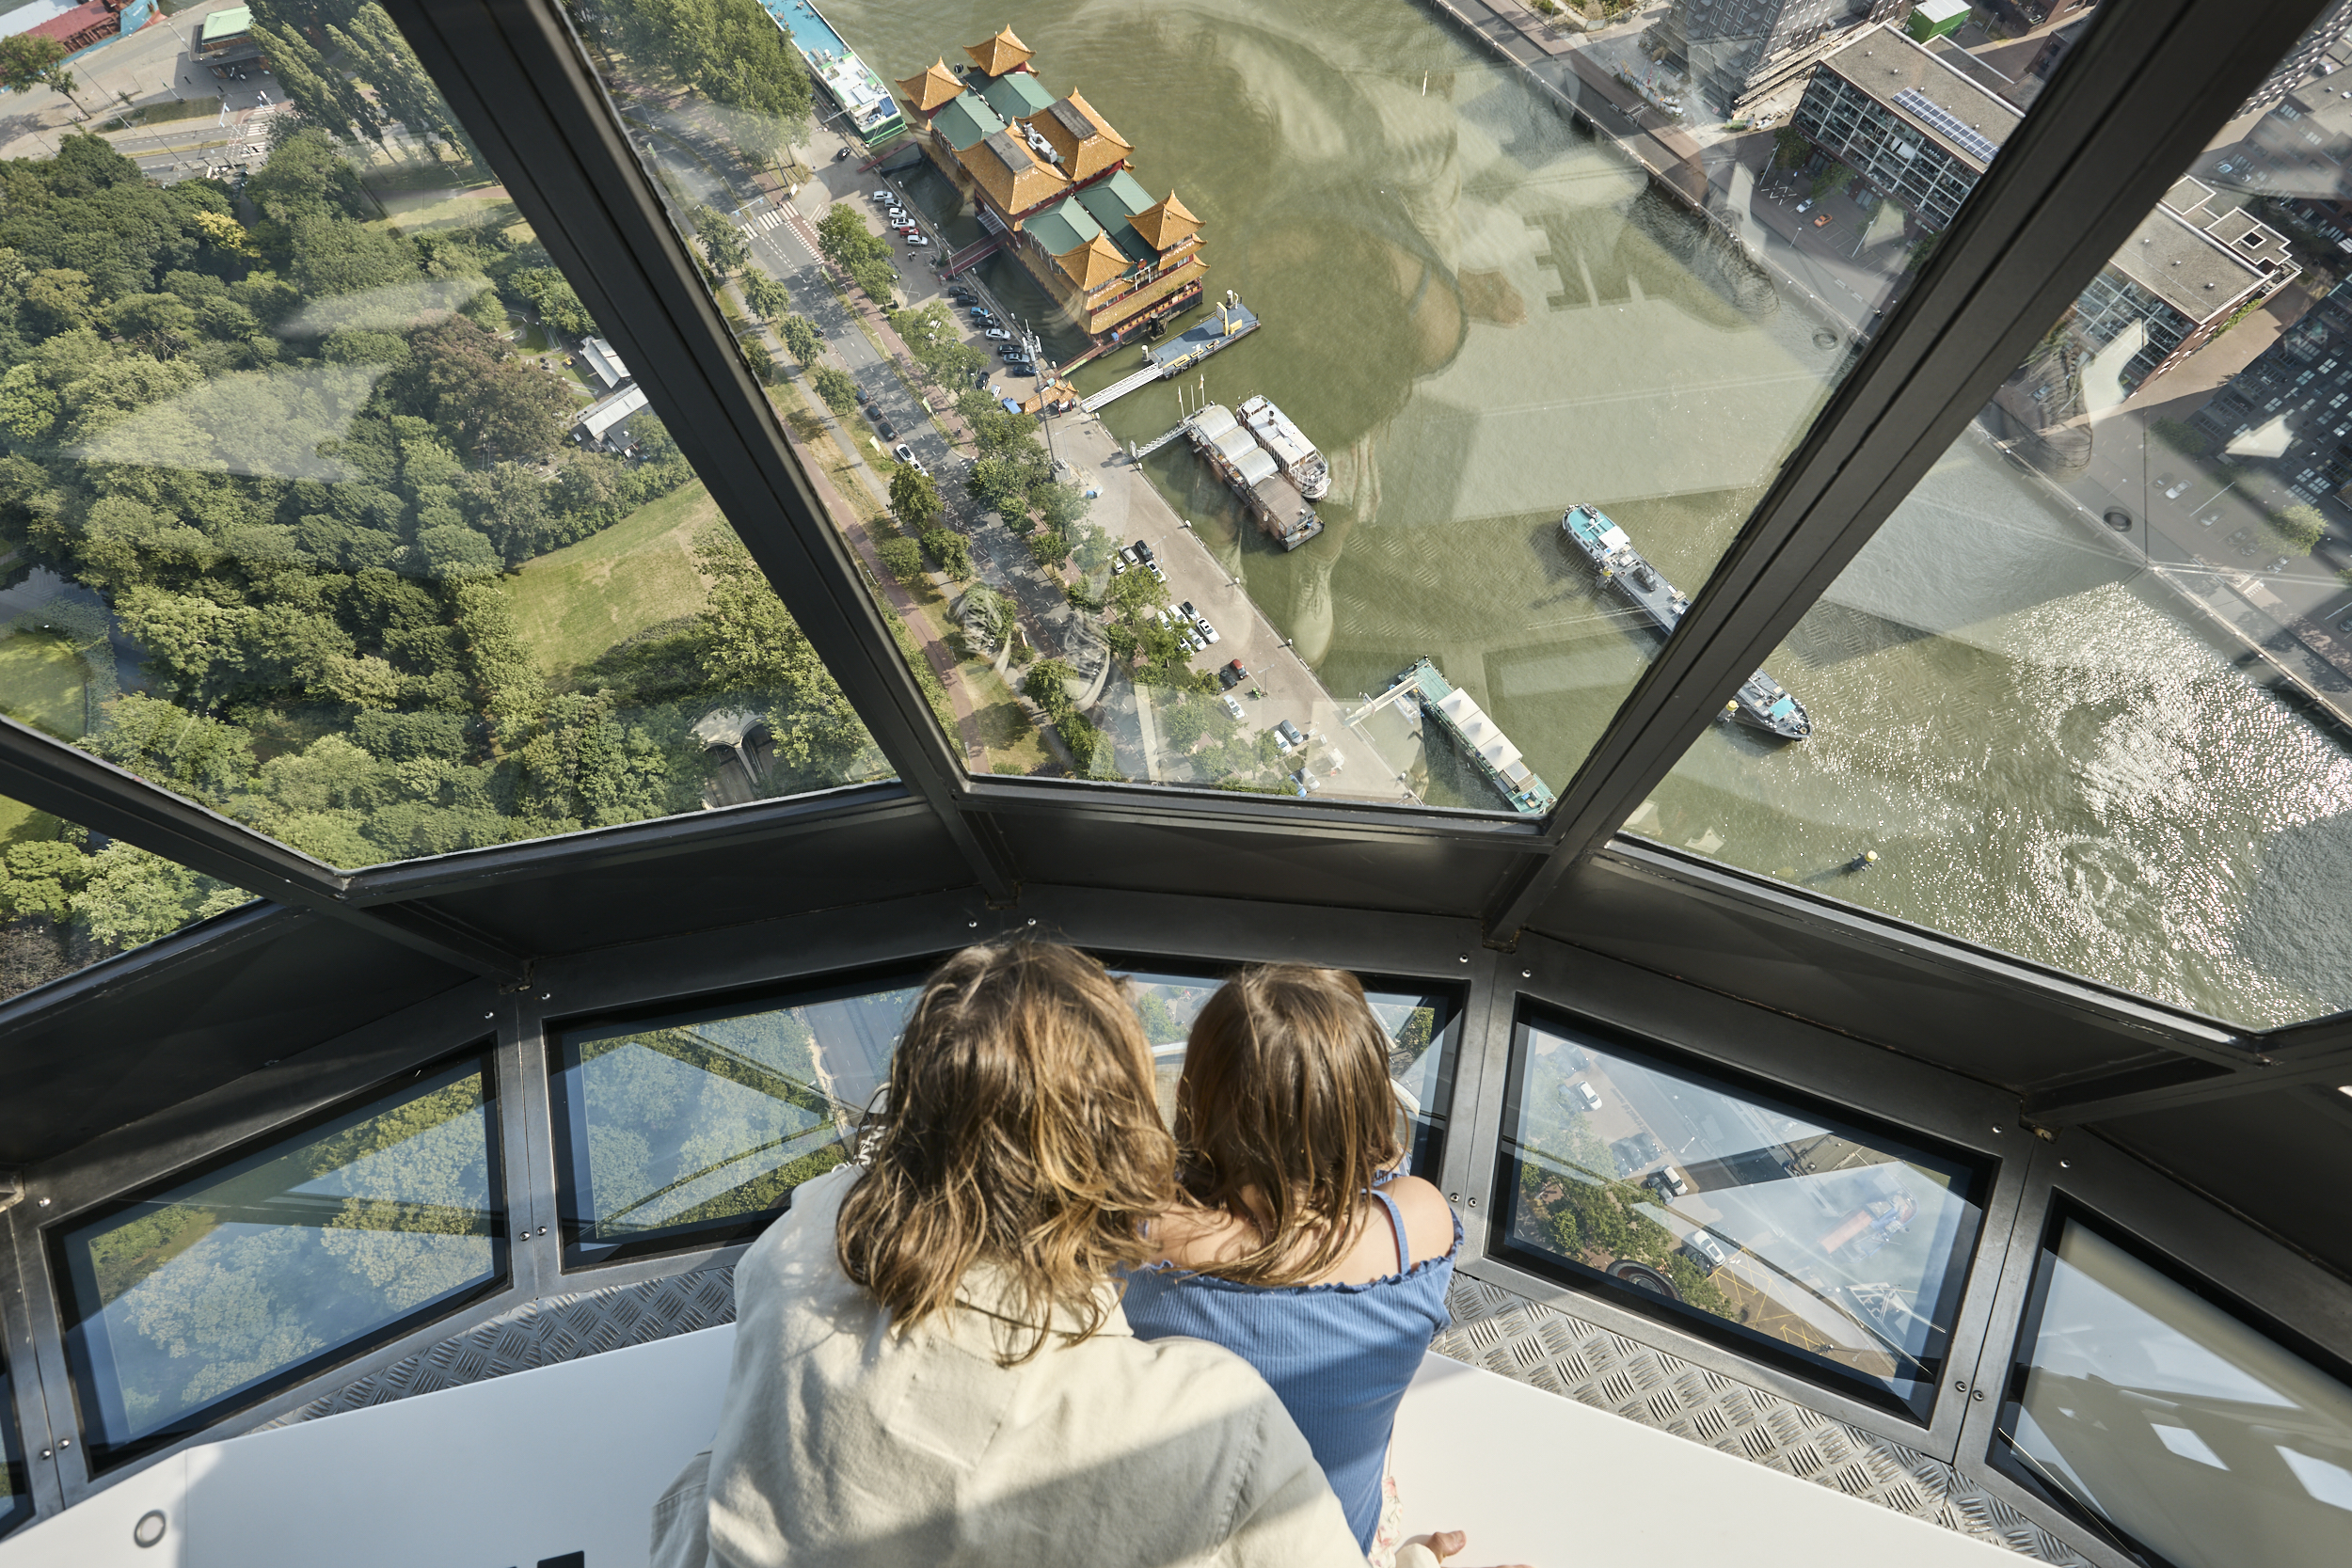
[893,26,1206,344]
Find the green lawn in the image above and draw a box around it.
[0,633,87,741]
[500,482,721,678]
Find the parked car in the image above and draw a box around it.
[869,190,891,202]
[905,234,932,248]
[1572,1081,1602,1112]
[834,146,852,161]
[1178,600,1196,620]
[2339,612,2352,632]
[892,443,916,466]
[1216,663,1241,689]
[1147,562,1165,582]
[890,219,918,233]
[1222,693,1246,721]
[1683,1229,1731,1275]
[983,327,1013,341]
[874,419,895,440]
[885,206,908,220]
[1274,720,1305,751]
[2266,556,2292,572]
[1813,214,1830,227]
[1198,622,1219,644]
[1225,657,1245,678]
[949,286,977,304]
[1119,546,1138,567]
[1645,1165,1690,1200]
[1133,539,1155,562]
[2157,472,2189,499]
[1286,773,1309,798]
[1794,198,1812,214]
[969,307,997,322]
[1003,362,1036,378]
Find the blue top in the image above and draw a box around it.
[1121,1174,1459,1551]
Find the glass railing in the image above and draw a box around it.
[52,1050,505,1468]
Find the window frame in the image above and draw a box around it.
[1484,997,1999,1422]
[41,1046,511,1474]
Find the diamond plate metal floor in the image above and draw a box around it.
[1434,1275,2089,1565]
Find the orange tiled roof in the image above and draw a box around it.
[964,25,1033,77]
[958,128,1070,217]
[1025,92,1133,185]
[1055,234,1130,291]
[898,59,963,114]
[1131,190,1200,251]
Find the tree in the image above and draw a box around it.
[2270,504,2326,555]
[510,267,594,337]
[692,204,751,276]
[890,464,942,531]
[810,365,858,415]
[742,272,793,322]
[815,204,886,271]
[399,316,575,462]
[877,537,923,582]
[0,37,84,119]
[1028,531,1072,570]
[850,258,898,306]
[921,529,972,580]
[1772,126,1809,171]
[776,314,822,366]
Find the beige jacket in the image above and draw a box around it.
[649,1164,1369,1568]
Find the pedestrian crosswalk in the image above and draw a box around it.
[736,208,789,238]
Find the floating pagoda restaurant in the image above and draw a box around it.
[1353,658,1556,816]
[895,27,1207,345]
[762,0,907,148]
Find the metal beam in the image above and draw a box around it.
[0,720,528,981]
[378,0,1017,903]
[2026,1014,2352,1125]
[1485,0,2338,939]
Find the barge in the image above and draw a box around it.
[1185,403,1322,550]
[1561,504,1811,740]
[1236,395,1329,499]
[1356,657,1557,816]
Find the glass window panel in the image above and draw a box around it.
[1121,967,1462,1175]
[550,958,1462,1266]
[548,974,926,1267]
[565,1,2017,807]
[0,3,882,874]
[1637,8,2352,1025]
[0,790,252,1005]
[53,1052,504,1468]
[1493,1010,1988,1415]
[0,1351,29,1541]
[1998,1216,2352,1568]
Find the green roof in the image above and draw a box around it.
[978,71,1055,123]
[930,94,1006,152]
[1075,171,1157,262]
[200,6,253,40]
[1025,198,1102,258]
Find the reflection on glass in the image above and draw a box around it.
[0,1350,28,1540]
[54,1053,503,1466]
[567,0,1963,804]
[1999,1218,2352,1568]
[548,978,923,1266]
[1494,1014,1986,1414]
[1121,969,1460,1174]
[0,3,882,873]
[1638,10,2352,1027]
[0,790,249,1004]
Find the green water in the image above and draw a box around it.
[828,0,2352,1026]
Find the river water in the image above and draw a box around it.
[824,0,2352,1026]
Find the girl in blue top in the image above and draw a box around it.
[1124,966,1462,1567]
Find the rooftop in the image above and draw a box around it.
[930,92,1006,151]
[1818,24,2022,170]
[898,59,963,114]
[1075,169,1157,262]
[961,128,1070,216]
[978,69,1057,122]
[2108,181,2288,321]
[1130,189,1200,251]
[1027,92,1133,184]
[1025,196,1104,259]
[964,24,1034,79]
[199,5,252,40]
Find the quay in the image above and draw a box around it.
[1350,657,1558,816]
[1082,295,1262,414]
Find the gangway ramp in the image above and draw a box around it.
[1081,364,1161,415]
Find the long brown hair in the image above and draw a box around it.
[1173,965,1403,1287]
[836,941,1173,1364]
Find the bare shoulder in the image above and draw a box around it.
[1384,1174,1457,1264]
[1151,1202,1254,1270]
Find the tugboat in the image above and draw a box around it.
[1561,504,1811,740]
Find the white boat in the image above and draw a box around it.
[1237,394,1330,499]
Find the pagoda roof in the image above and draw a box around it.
[1025,196,1103,259]
[978,69,1056,122]
[897,59,963,114]
[1025,92,1133,184]
[1054,234,1131,292]
[964,24,1034,78]
[1130,189,1200,251]
[959,128,1070,217]
[1074,172,1158,263]
[930,92,1006,152]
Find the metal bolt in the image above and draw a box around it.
[37,1197,49,1208]
[1991,1126,2002,1135]
[968,919,979,928]
[1458,955,1469,964]
[1448,1192,1460,1203]
[537,1227,548,1237]
[1971,1388,1986,1402]
[2058,1160,2070,1169]
[57,1438,69,1449]
[1025,917,1038,927]
[1522,969,1532,978]
[1467,1197,1479,1208]
[1953,1379,1967,1392]
[485,1012,495,1020]
[37,1449,48,1460]
[539,992,550,1001]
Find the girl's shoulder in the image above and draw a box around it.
[1379,1173,1457,1270]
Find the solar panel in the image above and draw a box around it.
[1893,87,2001,165]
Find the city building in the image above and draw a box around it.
[1650,0,1906,116]
[2193,278,2352,505]
[2241,0,2352,114]
[1789,24,2020,232]
[2067,178,2296,394]
[894,28,1207,344]
[758,0,907,149]
[1904,0,1968,46]
[2222,71,2352,248]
